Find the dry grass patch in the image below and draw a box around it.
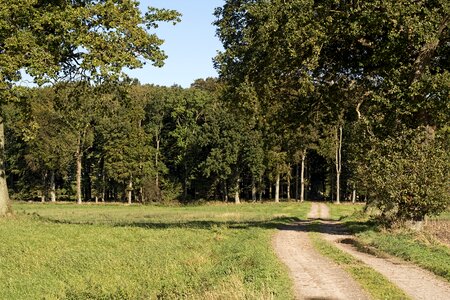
[424,220,450,247]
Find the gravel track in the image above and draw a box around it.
[273,202,450,300]
[273,203,369,299]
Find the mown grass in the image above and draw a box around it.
[309,230,410,300]
[1,201,309,300]
[328,203,450,282]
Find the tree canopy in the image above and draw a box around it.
[0,0,180,215]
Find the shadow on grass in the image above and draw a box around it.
[278,218,375,236]
[28,211,375,235]
[30,213,303,231]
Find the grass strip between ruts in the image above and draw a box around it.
[326,203,450,283]
[309,228,410,300]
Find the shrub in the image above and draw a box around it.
[363,127,450,226]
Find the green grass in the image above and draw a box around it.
[327,203,450,282]
[1,201,310,299]
[327,203,366,221]
[309,230,410,300]
[433,209,450,221]
[356,230,450,281]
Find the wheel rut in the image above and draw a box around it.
[273,203,369,300]
[273,202,450,300]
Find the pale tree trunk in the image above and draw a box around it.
[275,172,280,203]
[223,181,228,202]
[75,134,83,204]
[95,196,98,204]
[76,151,82,204]
[295,164,299,201]
[258,177,263,202]
[0,119,10,216]
[335,126,343,204]
[269,184,272,200]
[234,178,240,204]
[251,178,257,202]
[41,172,47,203]
[286,163,291,201]
[155,136,160,188]
[127,177,133,205]
[50,170,56,202]
[352,185,356,203]
[101,165,106,202]
[300,151,306,202]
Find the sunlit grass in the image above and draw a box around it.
[1,201,310,299]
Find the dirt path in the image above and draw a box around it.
[273,203,369,300]
[320,224,450,299]
[275,202,450,300]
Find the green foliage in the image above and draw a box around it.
[0,0,181,214]
[215,0,450,218]
[363,128,450,223]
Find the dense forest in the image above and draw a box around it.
[1,0,449,225]
[5,77,359,206]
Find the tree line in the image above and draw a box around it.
[5,78,349,205]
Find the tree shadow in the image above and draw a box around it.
[278,218,372,236]
[32,212,373,235]
[33,214,304,231]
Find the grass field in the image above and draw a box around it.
[1,201,310,299]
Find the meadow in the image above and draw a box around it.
[3,201,449,299]
[1,202,310,299]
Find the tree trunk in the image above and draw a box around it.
[275,172,280,203]
[155,137,160,188]
[50,170,56,202]
[234,178,240,204]
[223,181,228,202]
[258,177,263,202]
[300,151,306,202]
[76,151,82,204]
[101,162,106,202]
[0,120,10,216]
[41,171,47,203]
[335,125,343,204]
[251,178,257,202]
[352,186,356,203]
[287,174,291,201]
[127,177,133,205]
[295,164,299,201]
[183,160,188,201]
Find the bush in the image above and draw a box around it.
[363,127,450,225]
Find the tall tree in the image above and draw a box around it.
[0,0,180,214]
[169,88,209,201]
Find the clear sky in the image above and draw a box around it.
[126,0,225,88]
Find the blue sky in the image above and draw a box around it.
[126,0,225,87]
